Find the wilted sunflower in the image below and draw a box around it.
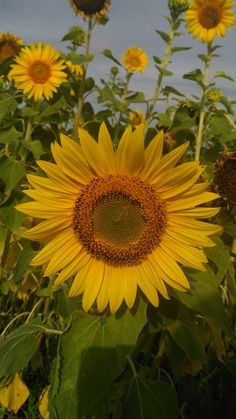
[122,47,149,73]
[68,0,111,20]
[129,109,145,127]
[16,124,221,313]
[185,0,236,43]
[8,42,67,101]
[0,32,24,63]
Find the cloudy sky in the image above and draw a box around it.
[1,0,236,98]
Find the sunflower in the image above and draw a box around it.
[68,0,111,20]
[66,60,84,77]
[122,47,149,73]
[129,109,145,127]
[0,32,24,63]
[16,124,221,313]
[8,42,67,101]
[185,0,236,42]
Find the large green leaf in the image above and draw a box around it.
[174,271,231,334]
[0,319,59,378]
[0,156,25,191]
[205,238,231,285]
[118,377,178,419]
[51,300,147,419]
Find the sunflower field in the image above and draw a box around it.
[0,0,236,418]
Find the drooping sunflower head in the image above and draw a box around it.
[122,47,149,73]
[0,32,24,63]
[185,0,236,42]
[8,42,68,101]
[16,123,221,313]
[68,0,111,20]
[66,60,84,77]
[129,109,145,127]
[213,151,236,207]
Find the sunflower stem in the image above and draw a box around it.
[73,17,94,139]
[194,42,212,161]
[0,229,12,282]
[113,71,132,146]
[127,354,137,377]
[144,18,176,133]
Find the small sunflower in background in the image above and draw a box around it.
[68,0,111,20]
[185,0,236,43]
[129,109,145,127]
[122,47,149,73]
[0,32,24,63]
[206,88,223,102]
[66,60,84,77]
[16,123,221,314]
[8,42,68,101]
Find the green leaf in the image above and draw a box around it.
[103,49,121,66]
[214,71,234,82]
[162,85,184,97]
[171,46,191,54]
[119,377,178,419]
[156,66,173,77]
[13,242,34,283]
[183,69,203,84]
[39,97,67,119]
[21,107,39,117]
[0,156,25,191]
[153,55,161,64]
[0,319,42,378]
[167,318,206,363]
[174,271,231,334]
[51,301,147,419]
[25,139,44,159]
[0,127,21,146]
[68,53,94,65]
[155,30,170,43]
[205,237,231,285]
[126,92,146,103]
[0,93,17,124]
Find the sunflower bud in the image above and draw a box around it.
[213,152,236,207]
[168,0,189,19]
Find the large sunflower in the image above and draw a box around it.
[16,124,221,313]
[122,47,149,73]
[185,0,236,42]
[0,32,24,63]
[8,42,67,101]
[68,0,111,20]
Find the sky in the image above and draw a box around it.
[1,0,236,99]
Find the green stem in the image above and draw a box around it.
[194,43,212,161]
[127,354,137,377]
[144,19,176,132]
[0,229,11,282]
[73,17,94,139]
[113,71,132,146]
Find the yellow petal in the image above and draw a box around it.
[0,373,30,414]
[82,260,104,311]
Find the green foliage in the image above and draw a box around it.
[0,2,236,418]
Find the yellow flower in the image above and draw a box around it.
[68,0,111,20]
[66,60,84,77]
[185,0,236,43]
[16,124,221,313]
[8,42,67,101]
[122,47,149,73]
[0,32,24,63]
[129,109,145,126]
